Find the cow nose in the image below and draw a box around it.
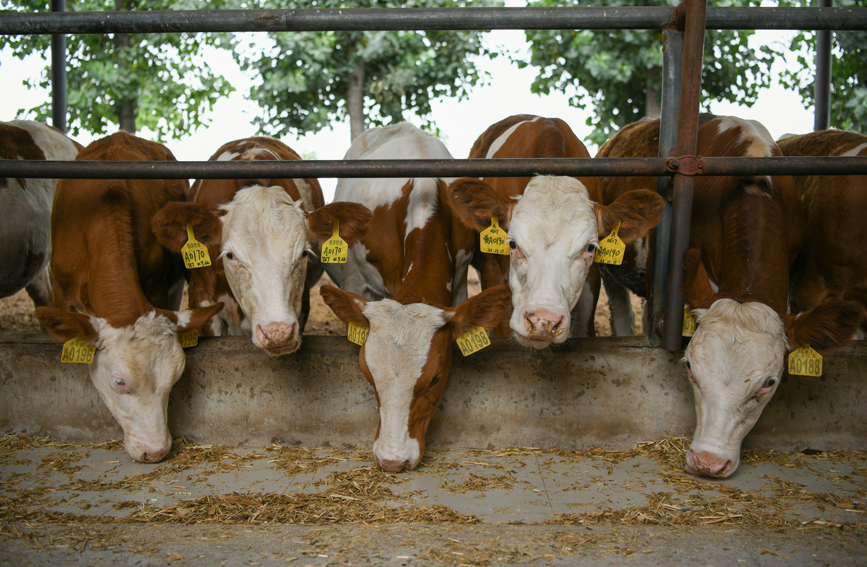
[256,322,299,352]
[377,458,411,473]
[523,310,566,338]
[684,449,732,477]
[136,445,170,463]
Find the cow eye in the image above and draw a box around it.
[429,376,441,387]
[585,242,598,254]
[509,240,517,250]
[225,252,234,261]
[762,377,776,389]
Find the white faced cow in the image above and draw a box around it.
[448,115,664,347]
[320,122,512,472]
[36,132,222,463]
[152,137,372,355]
[600,115,860,477]
[1,120,81,306]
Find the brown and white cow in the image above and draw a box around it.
[320,122,512,472]
[1,120,81,306]
[35,132,222,463]
[599,115,860,477]
[448,115,663,346]
[777,129,867,333]
[152,136,371,356]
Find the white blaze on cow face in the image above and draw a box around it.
[361,299,452,472]
[683,299,785,478]
[88,312,187,463]
[506,176,599,348]
[218,186,312,356]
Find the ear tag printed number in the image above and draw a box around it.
[182,225,212,269]
[788,345,823,377]
[594,221,625,265]
[347,322,369,346]
[61,337,95,364]
[321,222,348,264]
[480,217,510,255]
[682,308,697,335]
[178,329,198,349]
[456,326,491,357]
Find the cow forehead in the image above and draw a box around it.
[362,300,448,385]
[92,313,184,386]
[510,176,597,249]
[220,186,310,254]
[688,299,786,384]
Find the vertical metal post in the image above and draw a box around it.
[648,24,683,343]
[661,0,706,352]
[814,0,833,131]
[50,0,67,133]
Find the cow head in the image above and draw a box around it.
[450,175,662,347]
[153,187,371,355]
[681,249,861,477]
[321,284,511,472]
[35,304,222,463]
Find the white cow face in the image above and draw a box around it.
[683,299,785,477]
[448,175,663,349]
[219,187,312,356]
[36,305,222,462]
[506,177,599,347]
[321,285,511,472]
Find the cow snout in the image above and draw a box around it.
[125,438,171,463]
[376,457,414,473]
[523,310,567,340]
[684,449,733,478]
[255,322,299,355]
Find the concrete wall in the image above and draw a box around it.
[1,333,865,451]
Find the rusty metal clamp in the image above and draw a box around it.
[665,155,703,176]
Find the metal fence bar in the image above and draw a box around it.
[2,156,866,180]
[2,6,866,35]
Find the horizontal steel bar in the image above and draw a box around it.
[1,7,865,35]
[2,156,866,180]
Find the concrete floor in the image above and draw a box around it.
[1,438,865,565]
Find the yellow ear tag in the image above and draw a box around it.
[788,345,823,377]
[178,329,198,349]
[594,221,625,265]
[682,308,697,335]
[182,225,212,269]
[61,337,95,364]
[321,221,348,264]
[347,321,369,346]
[456,326,491,357]
[480,217,510,255]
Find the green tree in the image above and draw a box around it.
[0,0,236,139]
[238,0,501,141]
[778,0,867,131]
[521,0,775,146]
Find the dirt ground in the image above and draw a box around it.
[0,267,645,337]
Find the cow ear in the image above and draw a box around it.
[156,303,225,332]
[152,202,223,252]
[449,177,512,232]
[783,301,863,354]
[307,202,373,246]
[682,248,720,310]
[446,285,512,340]
[319,285,370,328]
[35,307,99,345]
[595,189,664,244]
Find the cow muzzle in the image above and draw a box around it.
[684,449,735,478]
[255,322,300,355]
[516,309,568,345]
[375,456,417,473]
[124,434,172,463]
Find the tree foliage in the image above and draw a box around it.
[238,0,500,139]
[0,0,236,139]
[777,0,867,131]
[521,0,775,146]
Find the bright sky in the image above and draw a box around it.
[0,13,815,202]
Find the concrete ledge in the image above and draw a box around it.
[1,333,865,450]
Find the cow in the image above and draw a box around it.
[777,129,867,334]
[598,115,860,477]
[447,115,663,346]
[1,120,81,307]
[151,136,372,356]
[319,122,512,472]
[35,131,223,463]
